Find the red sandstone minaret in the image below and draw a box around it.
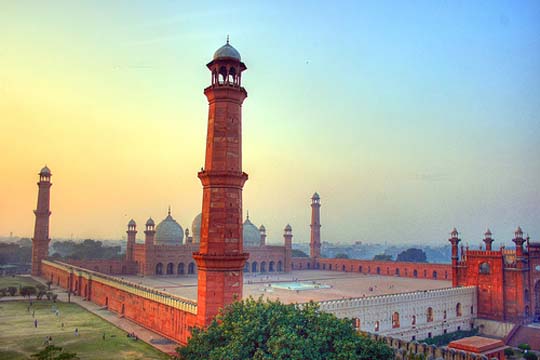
[448,227,461,287]
[143,218,155,275]
[126,219,137,262]
[31,166,52,276]
[259,225,267,246]
[283,224,293,272]
[310,192,321,259]
[193,39,249,327]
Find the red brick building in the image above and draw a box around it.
[450,227,540,323]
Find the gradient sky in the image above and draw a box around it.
[1,1,539,246]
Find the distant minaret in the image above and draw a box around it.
[448,228,461,287]
[126,219,137,262]
[283,224,293,272]
[31,166,52,276]
[310,192,321,258]
[259,225,267,246]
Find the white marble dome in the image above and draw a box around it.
[243,216,261,247]
[213,42,241,61]
[191,213,202,243]
[154,210,184,245]
[191,213,261,247]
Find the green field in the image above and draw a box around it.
[0,275,41,290]
[0,301,171,360]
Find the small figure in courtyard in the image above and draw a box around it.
[61,322,64,330]
[34,319,38,328]
[74,328,79,336]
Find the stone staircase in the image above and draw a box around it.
[507,325,540,350]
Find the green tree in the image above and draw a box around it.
[31,345,78,360]
[334,253,349,259]
[396,248,427,263]
[176,298,393,360]
[373,254,393,261]
[291,249,309,258]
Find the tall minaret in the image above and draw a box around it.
[283,224,293,272]
[193,39,249,327]
[310,192,321,258]
[31,166,52,276]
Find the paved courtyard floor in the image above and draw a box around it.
[117,270,451,304]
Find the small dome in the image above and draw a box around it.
[259,224,266,233]
[312,192,320,200]
[39,166,51,176]
[191,213,202,243]
[155,210,184,245]
[484,228,492,237]
[515,226,523,235]
[128,219,136,227]
[284,224,292,232]
[243,216,261,247]
[146,218,155,227]
[450,227,458,236]
[213,41,241,61]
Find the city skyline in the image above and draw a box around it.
[1,1,539,245]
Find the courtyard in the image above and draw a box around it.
[117,270,451,304]
[0,300,169,360]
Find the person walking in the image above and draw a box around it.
[74,328,79,336]
[34,319,38,328]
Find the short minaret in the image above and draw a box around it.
[448,227,461,287]
[144,218,155,246]
[185,228,192,244]
[283,224,293,272]
[513,226,525,259]
[310,192,321,259]
[31,166,52,276]
[259,225,266,246]
[126,219,137,262]
[483,228,494,251]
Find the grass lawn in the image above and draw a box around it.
[0,275,41,290]
[0,301,171,360]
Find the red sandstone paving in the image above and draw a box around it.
[118,270,451,304]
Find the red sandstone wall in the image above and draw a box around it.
[61,259,136,275]
[41,261,197,345]
[291,257,452,281]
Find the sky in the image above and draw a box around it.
[0,1,539,246]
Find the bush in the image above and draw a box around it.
[524,352,538,360]
[7,286,17,296]
[519,344,532,351]
[504,348,514,357]
[20,286,37,298]
[423,328,479,346]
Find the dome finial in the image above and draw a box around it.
[246,210,250,220]
[168,205,171,216]
[226,34,229,44]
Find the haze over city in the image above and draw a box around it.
[1,1,539,245]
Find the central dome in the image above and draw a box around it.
[191,213,261,247]
[191,213,202,243]
[155,210,184,245]
[213,41,241,61]
[243,216,261,247]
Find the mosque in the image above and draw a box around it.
[128,209,292,277]
[31,39,540,355]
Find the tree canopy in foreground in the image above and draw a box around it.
[176,298,393,360]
